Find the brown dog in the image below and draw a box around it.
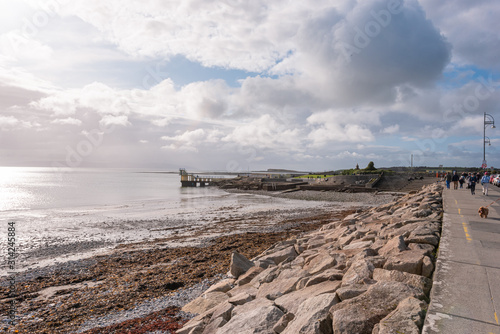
[478,206,489,218]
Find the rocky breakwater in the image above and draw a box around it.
[177,184,443,334]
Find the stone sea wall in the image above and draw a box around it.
[178,184,443,334]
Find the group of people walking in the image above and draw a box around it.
[444,171,491,195]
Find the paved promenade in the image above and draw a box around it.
[423,182,500,334]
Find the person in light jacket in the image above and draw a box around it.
[481,172,491,196]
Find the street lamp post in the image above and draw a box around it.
[483,112,495,168]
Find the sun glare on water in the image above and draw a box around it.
[0,167,34,211]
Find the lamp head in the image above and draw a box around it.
[492,125,496,129]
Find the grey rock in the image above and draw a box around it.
[415,208,432,218]
[304,268,344,287]
[210,301,234,322]
[421,256,434,279]
[383,250,426,275]
[202,317,226,334]
[229,251,254,278]
[204,279,234,295]
[236,266,264,286]
[376,297,427,334]
[281,293,339,334]
[217,298,284,334]
[226,284,258,299]
[257,246,298,265]
[343,240,373,250]
[303,252,337,275]
[275,280,342,315]
[228,292,254,306]
[177,319,205,334]
[407,243,435,256]
[406,234,439,246]
[373,268,432,295]
[330,281,425,334]
[342,260,375,286]
[273,313,295,333]
[336,284,369,301]
[249,265,280,286]
[256,277,302,300]
[182,291,229,315]
[378,235,408,257]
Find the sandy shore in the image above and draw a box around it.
[0,191,398,333]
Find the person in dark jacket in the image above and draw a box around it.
[452,172,459,189]
[469,173,477,195]
[445,173,452,189]
[459,173,466,188]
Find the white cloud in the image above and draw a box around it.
[419,0,500,69]
[0,31,53,62]
[222,114,303,151]
[402,136,418,142]
[161,128,224,152]
[30,93,77,116]
[0,115,35,130]
[306,109,376,146]
[381,124,399,134]
[0,115,19,127]
[51,117,82,126]
[99,115,130,127]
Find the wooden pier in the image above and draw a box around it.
[179,168,228,187]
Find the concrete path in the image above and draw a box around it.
[423,182,500,334]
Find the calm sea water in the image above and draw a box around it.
[0,167,226,212]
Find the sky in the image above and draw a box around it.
[0,0,499,172]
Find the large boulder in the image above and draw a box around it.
[336,284,368,301]
[303,268,344,288]
[210,301,234,322]
[373,268,432,295]
[256,246,298,265]
[182,291,229,315]
[249,265,280,287]
[256,277,303,300]
[204,279,234,294]
[236,266,264,286]
[201,317,226,334]
[343,240,374,250]
[229,251,254,278]
[275,280,342,315]
[329,281,425,334]
[378,235,408,257]
[273,313,295,333]
[421,256,434,278]
[342,260,375,286]
[216,298,284,334]
[303,251,337,275]
[373,297,427,334]
[281,293,339,334]
[383,250,426,275]
[228,292,254,306]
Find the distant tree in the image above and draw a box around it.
[355,163,360,170]
[365,161,376,171]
